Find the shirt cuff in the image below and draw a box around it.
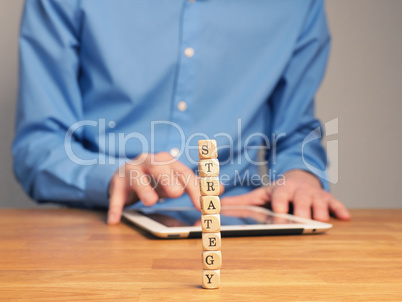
[85,160,124,208]
[270,154,330,191]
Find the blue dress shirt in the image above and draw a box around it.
[13,0,330,209]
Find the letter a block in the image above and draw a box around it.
[202,232,221,251]
[200,177,220,196]
[200,196,221,215]
[198,159,219,177]
[202,251,222,270]
[198,140,218,159]
[201,214,220,233]
[202,269,220,289]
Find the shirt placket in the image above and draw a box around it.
[168,0,201,158]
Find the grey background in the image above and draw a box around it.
[0,0,401,208]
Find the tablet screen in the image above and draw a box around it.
[138,208,302,227]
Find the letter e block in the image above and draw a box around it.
[201,214,220,233]
[199,177,220,196]
[202,269,220,289]
[198,140,218,159]
[202,232,221,251]
[200,196,221,214]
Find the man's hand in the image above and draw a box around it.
[221,169,351,222]
[107,152,200,225]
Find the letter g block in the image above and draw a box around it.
[202,251,222,270]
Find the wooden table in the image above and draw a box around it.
[0,209,401,301]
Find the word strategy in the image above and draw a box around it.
[198,139,221,289]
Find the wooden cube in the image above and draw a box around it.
[199,177,220,196]
[201,214,220,233]
[198,159,219,177]
[200,196,221,215]
[202,251,222,270]
[202,232,221,251]
[202,269,220,289]
[198,140,218,159]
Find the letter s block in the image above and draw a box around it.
[202,269,220,289]
[202,251,222,270]
[201,214,220,233]
[198,140,218,159]
[199,177,220,196]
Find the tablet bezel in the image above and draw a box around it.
[122,205,333,238]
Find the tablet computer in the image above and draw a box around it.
[122,205,332,238]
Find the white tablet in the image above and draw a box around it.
[122,205,332,238]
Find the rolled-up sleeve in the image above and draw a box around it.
[12,0,121,208]
[268,0,331,190]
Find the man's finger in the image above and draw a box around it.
[147,162,184,199]
[171,161,201,209]
[329,198,351,220]
[293,189,312,219]
[271,186,290,214]
[312,194,330,222]
[108,176,128,225]
[129,168,159,206]
[220,187,268,206]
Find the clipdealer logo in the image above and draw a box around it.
[64,117,337,186]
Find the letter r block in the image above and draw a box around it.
[200,196,221,214]
[198,140,218,159]
[202,251,222,270]
[198,159,219,177]
[202,269,220,289]
[201,214,220,233]
[199,177,220,196]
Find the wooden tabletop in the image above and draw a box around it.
[0,209,401,301]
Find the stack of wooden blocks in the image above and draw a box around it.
[198,139,221,289]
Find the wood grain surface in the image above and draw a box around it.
[0,209,401,301]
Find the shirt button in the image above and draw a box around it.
[177,101,187,112]
[170,148,180,157]
[184,47,194,58]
